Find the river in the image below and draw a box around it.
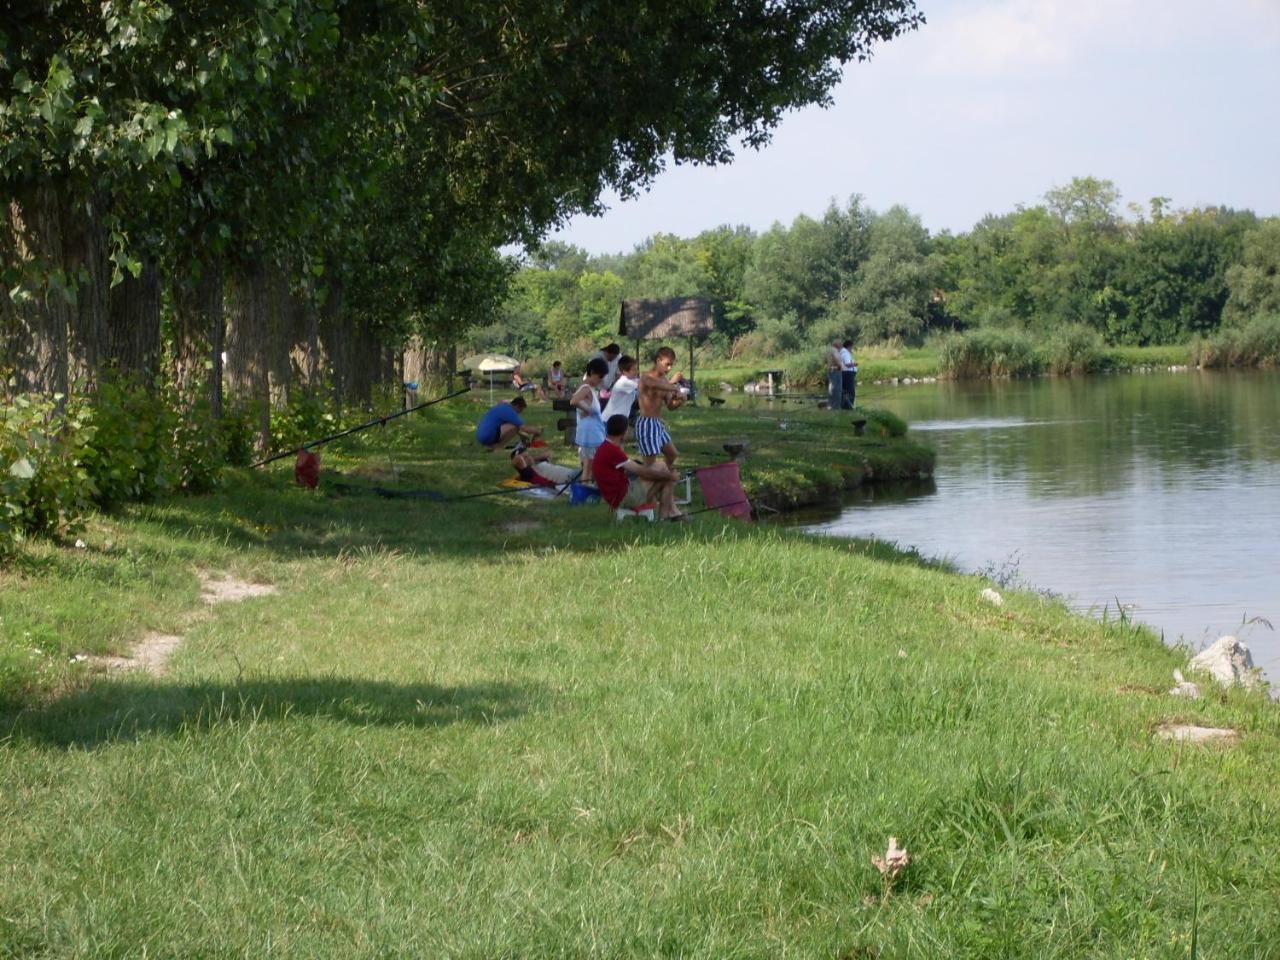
[797,370,1280,675]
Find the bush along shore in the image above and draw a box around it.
[2,395,1278,958]
[696,340,1211,392]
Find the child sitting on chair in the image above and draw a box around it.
[592,415,685,520]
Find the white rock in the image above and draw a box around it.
[1168,669,1201,699]
[74,539,87,549]
[1188,635,1260,690]
[1156,723,1238,744]
[980,588,1004,607]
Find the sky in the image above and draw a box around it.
[548,0,1280,256]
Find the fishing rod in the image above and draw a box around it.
[251,386,472,469]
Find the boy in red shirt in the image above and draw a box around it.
[592,415,686,520]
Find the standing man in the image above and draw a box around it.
[825,340,844,411]
[636,345,687,470]
[589,343,622,393]
[839,339,857,409]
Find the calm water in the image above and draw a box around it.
[800,371,1280,673]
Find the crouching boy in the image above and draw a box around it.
[591,414,686,520]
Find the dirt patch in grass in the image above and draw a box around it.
[199,572,278,604]
[499,520,544,534]
[89,633,183,675]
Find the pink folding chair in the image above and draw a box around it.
[695,462,752,520]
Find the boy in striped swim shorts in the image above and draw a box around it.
[635,345,687,470]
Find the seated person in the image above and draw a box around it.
[475,396,541,451]
[546,360,566,398]
[510,442,579,487]
[592,414,686,520]
[511,363,546,402]
[601,354,640,422]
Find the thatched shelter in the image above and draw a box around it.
[619,296,715,397]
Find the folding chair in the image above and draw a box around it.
[694,462,752,520]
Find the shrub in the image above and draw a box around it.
[1193,315,1280,368]
[1,388,96,547]
[170,394,225,493]
[858,406,907,438]
[270,390,337,452]
[730,314,803,359]
[785,351,826,388]
[938,328,1042,379]
[219,402,260,467]
[81,379,180,505]
[1044,325,1105,376]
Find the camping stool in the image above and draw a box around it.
[675,473,692,506]
[615,501,657,523]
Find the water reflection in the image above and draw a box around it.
[804,371,1280,675]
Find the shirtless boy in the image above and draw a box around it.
[635,345,686,470]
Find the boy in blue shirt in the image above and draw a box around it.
[475,396,541,450]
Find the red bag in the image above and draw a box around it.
[295,449,320,489]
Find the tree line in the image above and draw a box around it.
[475,177,1280,364]
[2,0,924,430]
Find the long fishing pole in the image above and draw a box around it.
[252,386,472,469]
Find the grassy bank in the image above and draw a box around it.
[699,343,1195,389]
[2,397,1277,957]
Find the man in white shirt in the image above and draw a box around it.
[588,343,622,392]
[839,339,857,409]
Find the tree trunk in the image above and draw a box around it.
[265,263,293,409]
[63,190,110,389]
[318,280,347,413]
[1,183,72,396]
[289,286,325,392]
[172,257,225,416]
[107,255,161,382]
[225,260,271,449]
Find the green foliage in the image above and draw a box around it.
[1223,220,1280,326]
[839,205,939,343]
[859,406,908,438]
[219,402,262,468]
[82,379,226,505]
[82,380,181,505]
[1192,315,1280,368]
[1044,325,1106,376]
[268,390,337,452]
[938,329,1043,379]
[0,388,96,548]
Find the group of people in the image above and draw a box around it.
[825,339,858,411]
[475,345,691,520]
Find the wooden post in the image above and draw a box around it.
[689,336,696,405]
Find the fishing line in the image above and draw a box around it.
[251,386,472,468]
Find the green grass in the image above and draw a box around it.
[2,397,1277,957]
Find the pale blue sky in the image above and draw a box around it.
[550,0,1280,255]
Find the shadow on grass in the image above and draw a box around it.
[3,676,539,751]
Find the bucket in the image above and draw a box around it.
[569,482,600,506]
